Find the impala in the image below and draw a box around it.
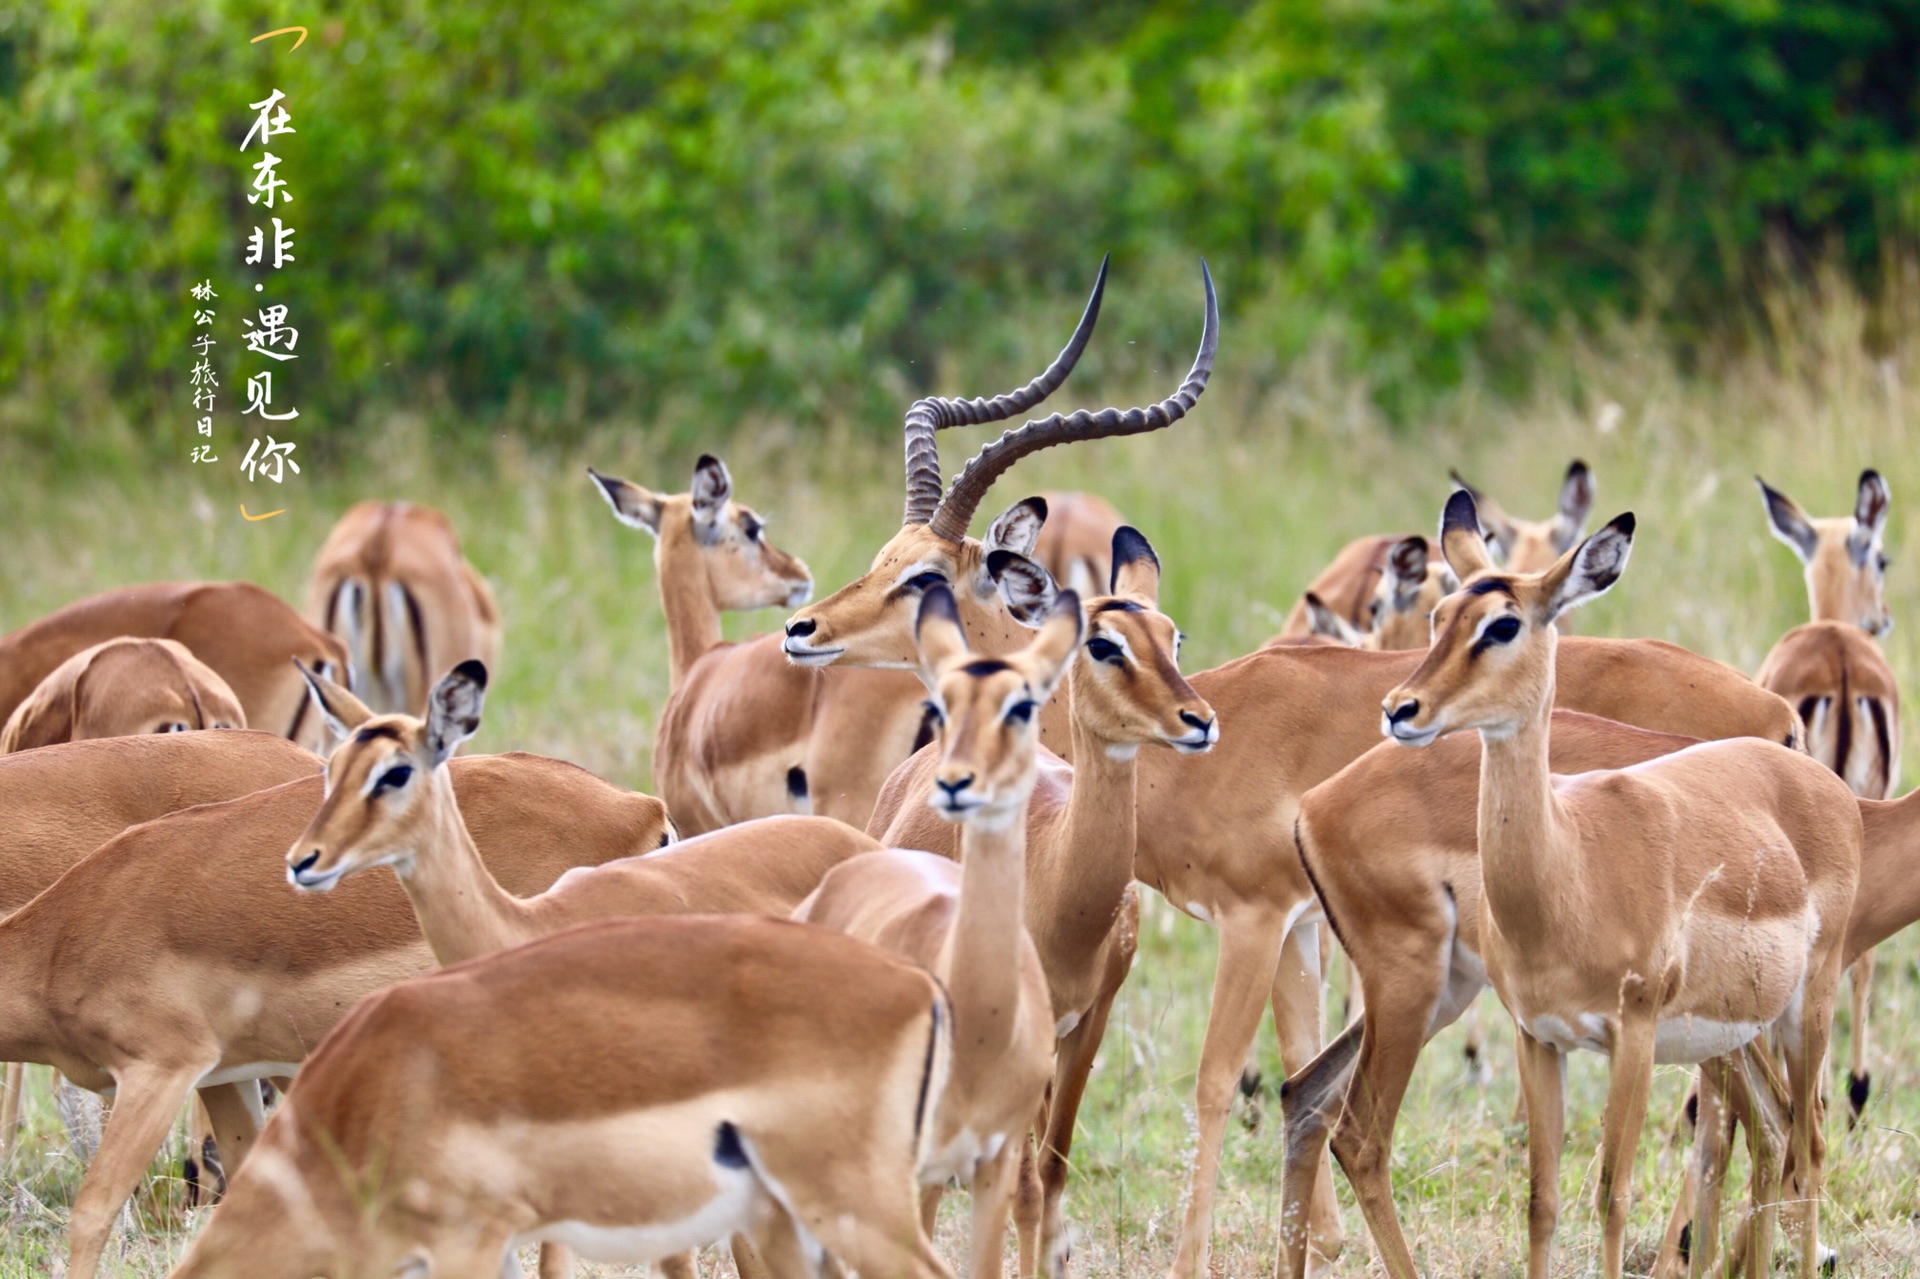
[1,636,245,751]
[1281,537,1455,652]
[1379,491,1858,1279]
[165,916,955,1279]
[866,528,1215,1275]
[1283,712,1760,1279]
[1276,535,1444,643]
[0,750,672,1279]
[797,584,1074,1279]
[777,261,1808,1277]
[1756,469,1898,1120]
[306,500,502,715]
[287,660,888,1279]
[0,730,321,1171]
[0,581,349,751]
[589,453,928,833]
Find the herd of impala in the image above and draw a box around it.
[0,260,1914,1279]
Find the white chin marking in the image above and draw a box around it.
[781,644,841,668]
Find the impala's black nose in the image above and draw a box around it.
[785,618,816,639]
[291,850,321,875]
[936,774,975,800]
[1386,698,1421,726]
[1180,710,1212,732]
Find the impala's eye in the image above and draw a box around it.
[1877,552,1890,574]
[1006,700,1037,726]
[375,763,414,792]
[742,514,763,542]
[905,571,946,592]
[1483,616,1522,645]
[1086,637,1123,664]
[1368,599,1382,620]
[156,722,189,733]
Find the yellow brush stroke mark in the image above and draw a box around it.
[251,26,309,50]
[241,504,288,522]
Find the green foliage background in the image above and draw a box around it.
[2,0,1918,447]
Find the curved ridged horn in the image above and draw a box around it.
[902,255,1111,527]
[927,260,1217,544]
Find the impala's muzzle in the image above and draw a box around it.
[1172,710,1219,754]
[1381,696,1438,746]
[287,848,346,892]
[780,617,842,667]
[931,772,980,819]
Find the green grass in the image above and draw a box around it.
[4,289,1920,1274]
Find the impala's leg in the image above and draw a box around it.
[1781,955,1840,1279]
[742,1216,816,1279]
[1729,1042,1788,1279]
[1276,1021,1361,1279]
[1014,1127,1044,1278]
[657,1250,701,1279]
[535,1242,576,1277]
[1514,1029,1565,1279]
[1597,1007,1658,1279]
[921,1184,945,1237]
[1165,906,1288,1279]
[968,1143,1022,1279]
[1034,981,1122,1278]
[1270,918,1340,1271]
[66,1063,206,1279]
[1668,1058,1734,1279]
[1845,950,1873,1124]
[425,1222,519,1279]
[0,1060,23,1170]
[1326,973,1447,1279]
[197,1082,261,1186]
[734,1229,778,1279]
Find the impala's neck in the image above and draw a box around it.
[1045,674,1139,966]
[656,520,725,689]
[1852,790,1920,963]
[390,782,539,966]
[946,800,1035,1058]
[1474,661,1575,952]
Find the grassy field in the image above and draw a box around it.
[3,286,1920,1275]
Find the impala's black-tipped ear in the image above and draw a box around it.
[588,466,664,538]
[425,660,488,767]
[987,549,1058,627]
[690,454,733,526]
[294,658,373,747]
[1029,589,1086,695]
[1855,469,1890,538]
[1109,526,1162,602]
[914,583,970,670]
[1542,513,1636,620]
[1552,459,1595,552]
[1384,535,1429,591]
[984,496,1049,558]
[1440,490,1496,580]
[1757,476,1817,563]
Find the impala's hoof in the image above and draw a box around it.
[1677,1222,1691,1266]
[1820,1245,1837,1276]
[1848,1071,1871,1125]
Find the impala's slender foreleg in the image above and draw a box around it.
[657,1251,701,1279]
[1165,906,1288,1279]
[968,1142,1023,1279]
[1597,1002,1659,1279]
[1514,1029,1566,1279]
[1030,930,1130,1278]
[534,1242,575,1277]
[66,1063,208,1279]
[1269,917,1341,1271]
[1276,1021,1361,1279]
[0,1060,23,1170]
[1783,954,1841,1279]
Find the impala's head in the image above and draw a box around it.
[590,455,813,611]
[1756,469,1891,636]
[286,660,485,891]
[1062,526,1217,756]
[916,583,1084,829]
[0,637,247,755]
[1449,459,1595,574]
[783,257,1217,668]
[1365,535,1456,650]
[1382,491,1635,747]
